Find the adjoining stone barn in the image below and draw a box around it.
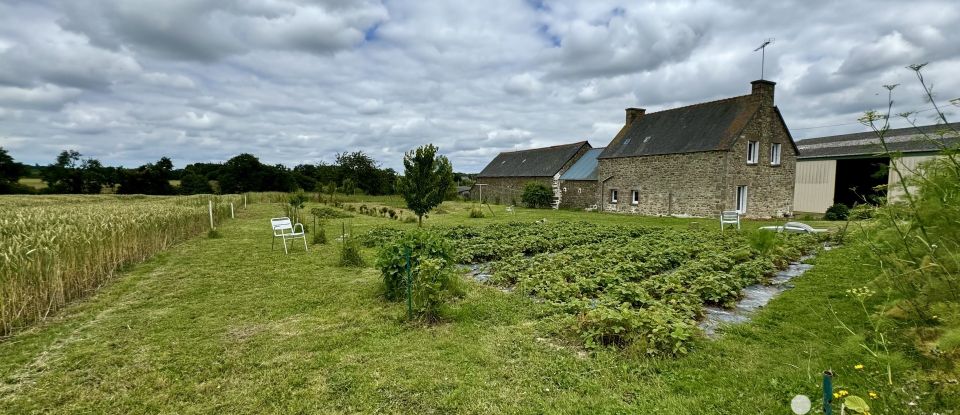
[557,147,604,209]
[596,80,798,218]
[793,122,960,214]
[473,141,591,206]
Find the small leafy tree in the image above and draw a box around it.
[396,144,453,226]
[521,182,553,208]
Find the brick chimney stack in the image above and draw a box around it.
[750,80,776,106]
[625,107,646,125]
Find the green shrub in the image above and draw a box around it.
[521,182,553,208]
[468,206,485,218]
[824,203,850,221]
[376,229,459,321]
[339,235,365,267]
[312,227,327,244]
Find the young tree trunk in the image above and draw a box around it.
[418,214,423,227]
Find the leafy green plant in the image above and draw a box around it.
[376,229,459,321]
[825,203,850,221]
[521,182,552,208]
[747,230,780,256]
[338,225,365,267]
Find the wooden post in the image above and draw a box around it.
[208,200,214,230]
[244,194,247,208]
[230,203,235,218]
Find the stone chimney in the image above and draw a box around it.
[625,107,646,125]
[750,80,776,106]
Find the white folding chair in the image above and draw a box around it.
[720,210,740,231]
[270,217,308,254]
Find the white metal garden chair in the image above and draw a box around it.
[506,205,515,214]
[270,217,308,254]
[720,210,740,231]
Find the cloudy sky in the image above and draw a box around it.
[0,0,958,171]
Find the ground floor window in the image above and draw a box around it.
[631,190,639,205]
[736,185,748,214]
[610,189,618,203]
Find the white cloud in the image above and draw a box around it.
[0,84,83,110]
[0,0,958,170]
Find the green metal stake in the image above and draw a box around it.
[404,248,413,320]
[823,370,834,415]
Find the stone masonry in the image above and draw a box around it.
[558,179,599,209]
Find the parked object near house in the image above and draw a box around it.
[597,80,797,218]
[472,141,591,208]
[759,222,828,234]
[793,122,960,214]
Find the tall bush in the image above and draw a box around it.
[521,182,552,208]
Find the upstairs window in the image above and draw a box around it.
[747,141,759,164]
[770,143,782,166]
[610,189,618,203]
[631,190,639,205]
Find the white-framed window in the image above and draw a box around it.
[747,141,759,164]
[577,187,582,194]
[736,185,748,214]
[631,190,639,205]
[610,189,618,203]
[770,143,782,166]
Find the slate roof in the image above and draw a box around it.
[598,95,764,159]
[797,122,960,159]
[478,141,590,178]
[559,147,604,181]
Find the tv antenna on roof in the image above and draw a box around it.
[754,38,775,80]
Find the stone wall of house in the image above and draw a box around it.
[558,179,599,209]
[470,177,551,206]
[722,106,796,218]
[597,151,726,216]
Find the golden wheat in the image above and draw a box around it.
[0,194,244,336]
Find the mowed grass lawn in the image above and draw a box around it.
[0,200,898,413]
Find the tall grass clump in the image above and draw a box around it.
[839,63,960,408]
[0,194,243,336]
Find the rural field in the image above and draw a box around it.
[1,193,952,414]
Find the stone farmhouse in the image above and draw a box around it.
[793,122,960,213]
[598,80,797,218]
[473,80,798,218]
[473,141,591,207]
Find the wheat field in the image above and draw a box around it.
[0,194,244,336]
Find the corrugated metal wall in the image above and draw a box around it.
[793,160,836,213]
[888,155,937,201]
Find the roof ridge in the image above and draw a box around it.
[497,140,588,154]
[800,121,960,144]
[644,94,754,116]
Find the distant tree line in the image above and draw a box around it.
[0,147,474,196]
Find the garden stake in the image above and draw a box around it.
[823,370,834,415]
[405,247,413,320]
